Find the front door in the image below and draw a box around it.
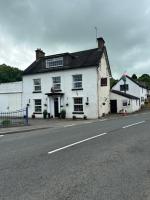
[54,97,59,117]
[110,100,117,113]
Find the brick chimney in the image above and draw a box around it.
[97,37,105,49]
[35,48,45,61]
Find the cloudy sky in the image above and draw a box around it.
[0,0,150,78]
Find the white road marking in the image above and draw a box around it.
[122,121,145,129]
[99,119,108,122]
[48,132,107,155]
[64,124,75,127]
[0,135,4,137]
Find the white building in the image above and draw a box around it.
[22,37,112,119]
[110,90,140,113]
[112,75,148,106]
[0,82,22,112]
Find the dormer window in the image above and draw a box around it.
[46,57,63,68]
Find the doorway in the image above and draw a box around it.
[110,100,117,113]
[54,97,59,117]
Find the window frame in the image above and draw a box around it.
[101,78,107,86]
[72,74,82,90]
[120,84,129,91]
[73,97,83,112]
[34,99,42,113]
[122,99,127,106]
[52,76,61,91]
[46,57,63,68]
[33,78,41,92]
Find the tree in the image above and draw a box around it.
[138,74,150,87]
[0,64,23,83]
[132,74,137,80]
[110,78,118,88]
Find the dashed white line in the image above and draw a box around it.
[122,121,145,129]
[0,135,4,137]
[48,132,107,155]
[63,124,75,127]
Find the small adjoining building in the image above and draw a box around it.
[110,75,149,113]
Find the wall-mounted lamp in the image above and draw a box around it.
[86,97,89,105]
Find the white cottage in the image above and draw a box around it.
[112,75,148,106]
[22,37,112,119]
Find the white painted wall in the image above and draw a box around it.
[112,77,147,105]
[98,53,110,116]
[23,67,99,119]
[0,82,22,112]
[110,92,140,113]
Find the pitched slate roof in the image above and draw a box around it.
[23,47,111,76]
[111,90,140,100]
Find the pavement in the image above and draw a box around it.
[0,109,149,135]
[0,111,150,199]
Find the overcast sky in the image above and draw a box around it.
[0,0,150,78]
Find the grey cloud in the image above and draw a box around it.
[0,0,150,77]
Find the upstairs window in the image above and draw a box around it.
[120,84,129,91]
[73,97,83,112]
[52,76,61,91]
[73,74,82,89]
[33,79,41,92]
[46,57,63,68]
[122,99,127,106]
[101,78,107,86]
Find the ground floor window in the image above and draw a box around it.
[73,97,83,112]
[34,99,42,113]
[122,99,127,106]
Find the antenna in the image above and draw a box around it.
[94,26,98,40]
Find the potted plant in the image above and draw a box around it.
[43,109,48,119]
[60,109,66,119]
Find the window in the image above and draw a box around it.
[122,100,127,106]
[33,79,41,92]
[73,74,82,89]
[46,57,63,68]
[101,78,107,86]
[141,97,144,102]
[34,99,42,113]
[52,76,61,90]
[73,97,83,112]
[120,84,129,91]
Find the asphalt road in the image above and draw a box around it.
[0,112,150,200]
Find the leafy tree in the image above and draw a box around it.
[0,64,23,83]
[110,78,118,88]
[132,74,137,80]
[138,74,150,87]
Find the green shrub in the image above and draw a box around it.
[60,109,66,119]
[1,119,11,126]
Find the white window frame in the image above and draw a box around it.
[73,97,83,112]
[46,57,63,68]
[33,79,41,92]
[52,76,61,91]
[34,99,42,113]
[72,74,82,89]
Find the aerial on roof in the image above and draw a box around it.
[23,37,111,76]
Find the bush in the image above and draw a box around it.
[43,110,48,119]
[60,109,66,119]
[1,119,11,126]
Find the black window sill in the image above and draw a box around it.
[33,91,42,93]
[33,112,42,114]
[72,112,84,114]
[72,88,83,91]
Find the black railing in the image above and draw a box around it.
[0,107,28,128]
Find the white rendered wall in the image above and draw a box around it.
[23,67,99,119]
[98,53,111,116]
[110,92,140,113]
[0,82,22,112]
[112,77,146,105]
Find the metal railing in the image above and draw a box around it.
[0,107,28,128]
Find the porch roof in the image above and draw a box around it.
[45,92,64,96]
